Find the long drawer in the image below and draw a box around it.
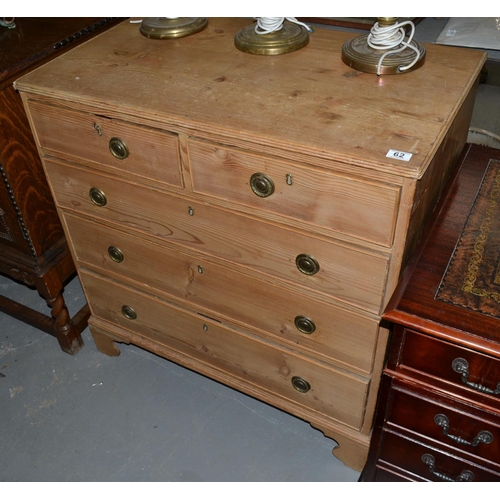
[398,330,500,407]
[80,269,370,429]
[29,100,182,187]
[46,159,389,313]
[378,430,500,482]
[64,211,379,374]
[188,139,400,247]
[387,385,500,466]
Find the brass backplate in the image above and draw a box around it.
[139,18,208,40]
[234,21,309,56]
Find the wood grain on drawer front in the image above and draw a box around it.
[379,430,500,481]
[188,139,400,247]
[63,211,379,374]
[387,386,500,466]
[80,270,369,429]
[46,159,389,313]
[28,100,182,187]
[399,330,500,406]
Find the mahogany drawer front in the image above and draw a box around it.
[79,269,369,429]
[379,431,500,482]
[64,212,379,374]
[371,467,411,482]
[387,386,500,465]
[188,139,400,247]
[28,100,182,187]
[46,159,389,313]
[399,330,500,405]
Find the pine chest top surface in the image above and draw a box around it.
[15,18,486,178]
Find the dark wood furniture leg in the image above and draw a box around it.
[0,253,89,354]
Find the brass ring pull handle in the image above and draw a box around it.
[250,173,275,198]
[421,454,474,482]
[452,357,500,395]
[296,254,320,275]
[291,376,311,393]
[294,315,316,334]
[434,414,494,447]
[89,187,107,206]
[108,246,125,263]
[121,305,137,320]
[109,137,129,160]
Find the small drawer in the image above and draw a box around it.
[379,431,500,482]
[399,330,500,406]
[46,159,389,313]
[63,212,380,374]
[188,139,400,247]
[28,100,182,187]
[80,270,370,429]
[387,386,500,466]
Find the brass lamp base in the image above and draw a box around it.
[341,34,426,75]
[139,17,208,39]
[234,21,309,55]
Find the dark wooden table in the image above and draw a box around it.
[0,17,124,354]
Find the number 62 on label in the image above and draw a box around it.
[387,149,412,162]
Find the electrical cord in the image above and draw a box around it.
[254,17,312,34]
[0,17,15,28]
[367,20,421,75]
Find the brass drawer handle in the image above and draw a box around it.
[421,454,474,482]
[109,137,129,160]
[294,315,316,334]
[250,172,275,198]
[291,376,311,393]
[89,187,107,206]
[108,246,124,263]
[452,357,500,395]
[296,254,320,275]
[434,414,494,447]
[121,305,137,320]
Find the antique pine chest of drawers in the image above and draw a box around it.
[15,18,485,470]
[361,144,500,481]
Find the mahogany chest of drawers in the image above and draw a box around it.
[15,18,485,470]
[0,17,122,353]
[361,144,500,481]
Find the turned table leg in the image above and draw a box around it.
[36,268,88,355]
[0,266,89,355]
[45,291,85,354]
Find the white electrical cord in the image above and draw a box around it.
[254,17,312,34]
[0,17,15,28]
[367,20,421,75]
